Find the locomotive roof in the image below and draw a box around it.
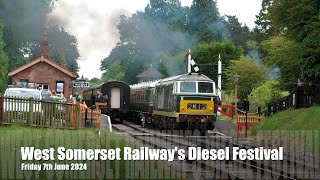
[158,73,213,84]
[130,73,215,89]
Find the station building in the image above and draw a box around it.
[8,55,78,98]
[136,66,164,83]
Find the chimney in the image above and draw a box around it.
[41,30,48,58]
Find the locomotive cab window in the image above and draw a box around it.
[180,82,196,92]
[198,82,214,93]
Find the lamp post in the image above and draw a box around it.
[233,73,239,137]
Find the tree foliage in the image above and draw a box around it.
[101,0,193,84]
[0,0,79,75]
[191,41,242,82]
[100,0,255,84]
[267,0,320,84]
[188,0,226,42]
[261,35,302,89]
[89,78,102,87]
[101,60,125,82]
[224,15,250,52]
[0,0,56,46]
[29,26,80,73]
[248,80,289,110]
[227,56,268,100]
[151,52,186,77]
[268,0,319,41]
[0,20,9,93]
[252,0,278,43]
[0,0,56,70]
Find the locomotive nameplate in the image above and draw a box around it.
[187,103,207,110]
[180,100,214,114]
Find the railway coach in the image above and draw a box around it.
[82,81,130,123]
[130,73,218,131]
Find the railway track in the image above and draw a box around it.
[112,121,319,179]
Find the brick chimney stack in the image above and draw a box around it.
[41,30,48,58]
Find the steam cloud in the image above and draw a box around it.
[47,0,132,78]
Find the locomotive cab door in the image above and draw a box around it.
[110,87,121,109]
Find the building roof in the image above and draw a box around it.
[136,67,164,78]
[8,55,78,78]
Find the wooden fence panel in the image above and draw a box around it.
[268,86,320,116]
[1,96,92,129]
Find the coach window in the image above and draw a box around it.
[138,91,142,100]
[56,81,64,94]
[143,91,146,101]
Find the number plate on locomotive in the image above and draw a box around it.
[187,103,207,110]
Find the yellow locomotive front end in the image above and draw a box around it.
[178,97,217,130]
[153,74,218,130]
[180,100,215,115]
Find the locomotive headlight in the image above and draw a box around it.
[181,106,185,111]
[210,107,213,111]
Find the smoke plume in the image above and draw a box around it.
[47,0,132,78]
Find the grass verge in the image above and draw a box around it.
[251,106,320,153]
[0,125,184,179]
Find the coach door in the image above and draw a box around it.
[111,87,121,109]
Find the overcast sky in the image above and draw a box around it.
[49,0,262,79]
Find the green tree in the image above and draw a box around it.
[101,1,193,84]
[261,35,302,89]
[101,0,254,85]
[0,20,9,93]
[29,26,80,73]
[248,80,289,110]
[191,41,243,83]
[268,0,319,41]
[0,0,79,75]
[89,78,102,87]
[227,56,268,100]
[48,26,79,73]
[300,29,320,82]
[267,0,320,83]
[252,0,277,43]
[101,60,125,82]
[224,15,251,52]
[0,0,57,71]
[100,44,144,83]
[145,0,188,32]
[151,51,187,77]
[50,49,67,69]
[188,0,225,42]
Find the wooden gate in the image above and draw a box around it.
[237,113,265,131]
